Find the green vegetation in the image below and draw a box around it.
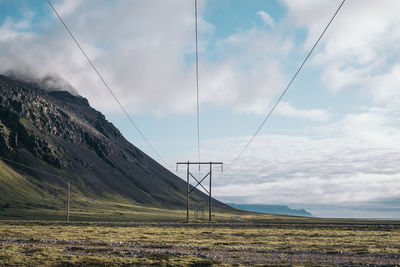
[1,159,400,225]
[2,161,400,265]
[0,160,59,211]
[18,118,32,129]
[0,222,399,266]
[0,159,239,222]
[0,121,10,135]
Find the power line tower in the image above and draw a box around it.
[176,162,223,222]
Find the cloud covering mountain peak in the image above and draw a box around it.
[5,69,80,96]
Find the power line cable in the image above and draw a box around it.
[228,0,346,169]
[46,0,169,168]
[194,0,201,169]
[0,156,70,180]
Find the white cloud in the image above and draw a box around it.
[215,173,400,204]
[208,28,293,114]
[52,0,85,17]
[276,101,332,122]
[198,107,400,217]
[367,63,400,106]
[0,18,32,42]
[257,11,274,26]
[0,0,294,116]
[282,0,400,106]
[0,0,200,114]
[3,0,400,218]
[319,107,400,148]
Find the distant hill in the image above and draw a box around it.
[0,74,230,218]
[228,203,312,217]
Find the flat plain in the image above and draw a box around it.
[1,218,400,266]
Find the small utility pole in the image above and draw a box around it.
[177,161,223,222]
[130,199,133,222]
[67,180,70,222]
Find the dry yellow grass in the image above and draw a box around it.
[1,221,399,266]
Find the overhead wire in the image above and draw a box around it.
[0,1,347,215]
[227,0,347,169]
[194,0,201,170]
[0,156,105,213]
[0,155,71,180]
[46,0,170,168]
[46,0,345,175]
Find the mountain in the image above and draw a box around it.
[0,74,228,219]
[228,203,312,217]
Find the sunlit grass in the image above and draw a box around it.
[1,222,399,266]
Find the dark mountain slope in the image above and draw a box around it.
[0,74,226,211]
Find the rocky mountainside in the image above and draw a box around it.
[0,74,224,210]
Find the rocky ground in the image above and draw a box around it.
[1,222,399,266]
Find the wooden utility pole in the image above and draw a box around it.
[177,162,223,222]
[67,180,70,222]
[130,199,133,222]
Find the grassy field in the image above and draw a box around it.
[0,159,243,223]
[2,160,400,265]
[1,221,400,266]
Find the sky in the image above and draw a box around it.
[1,0,400,218]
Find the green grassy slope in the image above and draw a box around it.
[0,160,237,222]
[2,159,400,224]
[0,160,60,209]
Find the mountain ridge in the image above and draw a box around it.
[0,74,227,215]
[228,203,313,217]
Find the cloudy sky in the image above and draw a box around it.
[1,0,400,218]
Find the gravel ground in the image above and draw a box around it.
[1,236,400,266]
